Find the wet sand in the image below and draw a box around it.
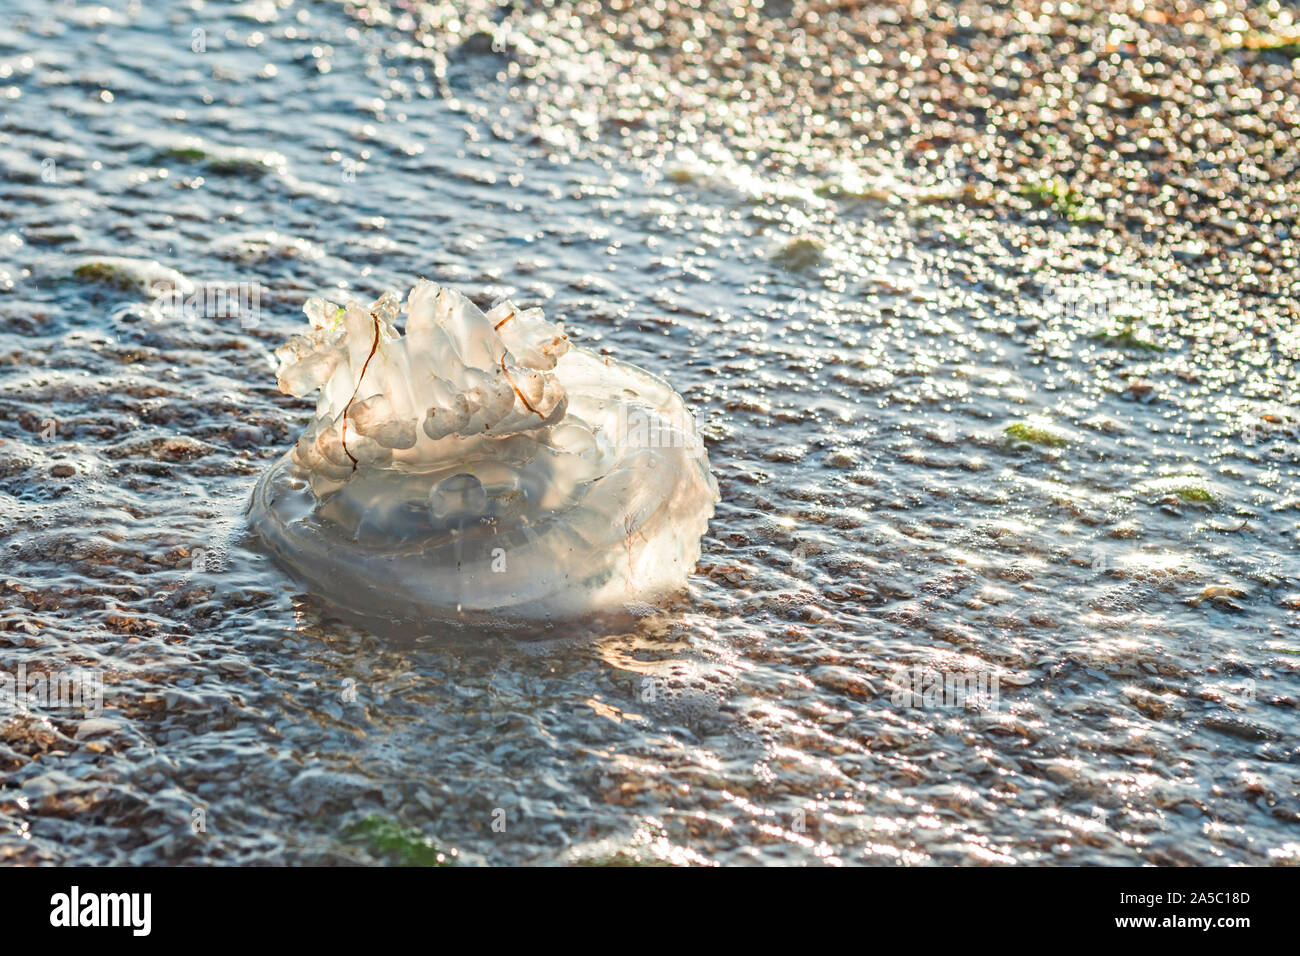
[0,0,1296,865]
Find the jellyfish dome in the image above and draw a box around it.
[247,281,718,622]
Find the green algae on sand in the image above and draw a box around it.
[772,236,826,272]
[1018,179,1103,224]
[1137,475,1219,508]
[343,816,457,867]
[1092,322,1164,352]
[1005,421,1069,448]
[70,256,192,295]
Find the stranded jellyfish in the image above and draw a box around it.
[247,281,718,622]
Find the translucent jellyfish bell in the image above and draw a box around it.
[429,473,489,520]
[247,281,718,622]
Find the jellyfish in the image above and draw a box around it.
[247,280,718,622]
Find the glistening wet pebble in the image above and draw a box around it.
[0,1,1296,865]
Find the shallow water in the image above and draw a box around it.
[1,0,1297,865]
